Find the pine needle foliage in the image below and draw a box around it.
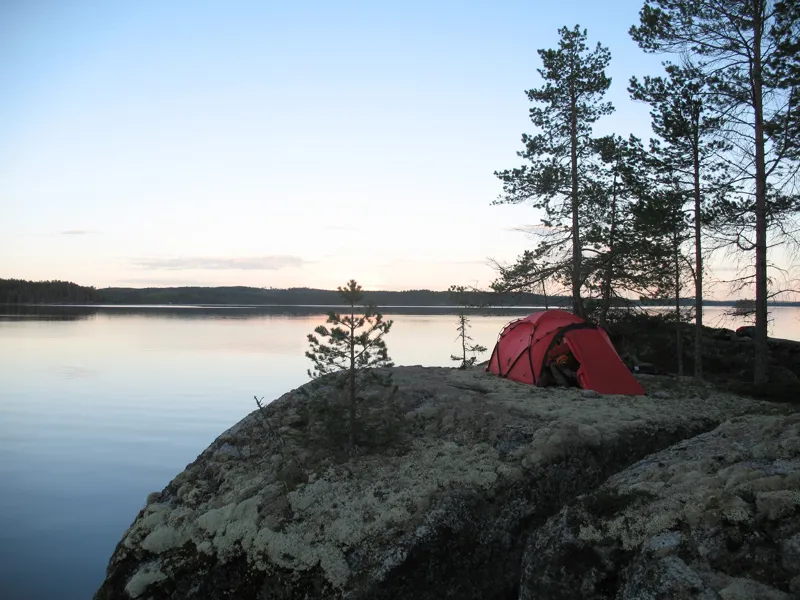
[305,279,395,450]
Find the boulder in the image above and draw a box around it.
[94,367,786,600]
[736,325,756,338]
[519,413,800,599]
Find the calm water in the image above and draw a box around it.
[1,305,799,600]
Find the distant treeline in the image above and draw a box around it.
[2,279,797,307]
[0,279,100,304]
[94,286,556,307]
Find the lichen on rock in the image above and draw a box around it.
[519,413,800,599]
[124,563,168,598]
[94,366,789,600]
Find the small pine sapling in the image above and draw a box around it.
[306,279,395,450]
[449,285,488,369]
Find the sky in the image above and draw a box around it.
[2,0,694,292]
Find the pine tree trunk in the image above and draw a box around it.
[752,3,769,385]
[600,172,618,327]
[675,232,683,376]
[461,315,467,368]
[349,305,357,449]
[542,280,549,310]
[570,83,584,318]
[693,143,703,380]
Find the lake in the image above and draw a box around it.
[1,305,799,600]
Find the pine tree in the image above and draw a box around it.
[770,0,800,161]
[632,181,694,375]
[306,279,394,450]
[582,134,663,325]
[494,25,614,318]
[448,285,488,368]
[631,0,800,384]
[629,62,730,379]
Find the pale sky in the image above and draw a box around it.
[2,0,679,291]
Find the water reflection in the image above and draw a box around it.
[0,305,95,321]
[1,304,546,321]
[3,304,799,339]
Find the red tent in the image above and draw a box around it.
[486,310,645,395]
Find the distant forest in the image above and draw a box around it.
[94,285,551,307]
[1,279,798,307]
[0,279,542,306]
[0,279,99,304]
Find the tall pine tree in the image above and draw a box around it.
[494,25,614,318]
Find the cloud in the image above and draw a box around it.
[60,229,95,235]
[130,255,306,271]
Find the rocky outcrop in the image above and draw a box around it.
[519,413,800,599]
[95,367,788,600]
[607,314,800,395]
